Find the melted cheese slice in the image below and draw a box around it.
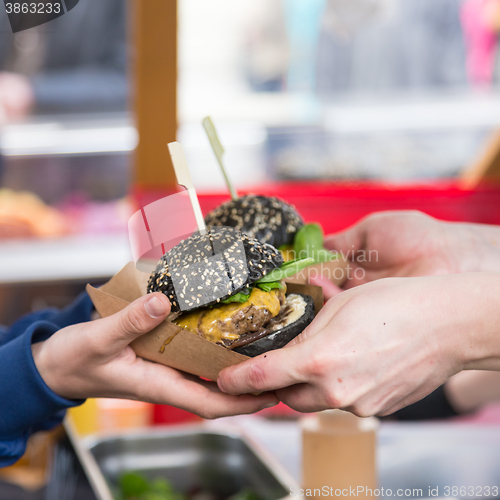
[174,287,284,344]
[280,246,295,262]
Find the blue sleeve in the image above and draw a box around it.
[0,293,93,467]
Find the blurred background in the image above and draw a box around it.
[4,0,500,320]
[5,1,500,193]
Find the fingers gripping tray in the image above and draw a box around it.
[86,263,323,381]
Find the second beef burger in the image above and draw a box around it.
[147,228,314,357]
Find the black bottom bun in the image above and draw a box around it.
[234,293,314,357]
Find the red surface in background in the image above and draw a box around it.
[135,181,500,235]
[133,180,500,424]
[153,404,202,425]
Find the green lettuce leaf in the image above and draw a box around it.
[255,257,315,284]
[221,290,251,304]
[255,281,285,292]
[294,223,339,263]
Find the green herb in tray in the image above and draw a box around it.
[116,472,264,500]
[116,473,186,500]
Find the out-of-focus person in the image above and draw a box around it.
[244,0,289,92]
[481,0,500,84]
[317,0,467,94]
[0,0,128,122]
[461,0,498,86]
[390,371,500,421]
[244,0,468,95]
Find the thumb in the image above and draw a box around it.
[97,293,171,351]
[324,220,366,258]
[218,341,309,395]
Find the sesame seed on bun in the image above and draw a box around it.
[204,195,304,249]
[147,227,284,313]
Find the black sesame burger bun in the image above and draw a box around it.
[233,293,314,357]
[204,195,304,249]
[147,228,284,314]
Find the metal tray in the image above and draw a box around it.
[68,422,297,500]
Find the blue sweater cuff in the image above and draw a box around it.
[51,291,94,329]
[0,433,30,468]
[1,292,93,346]
[0,321,84,441]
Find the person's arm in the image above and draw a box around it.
[309,211,500,299]
[0,321,85,467]
[329,211,500,283]
[1,292,94,346]
[1,293,277,466]
[445,370,500,412]
[390,370,500,421]
[218,272,500,417]
[218,212,500,417]
[0,293,94,467]
[387,385,460,421]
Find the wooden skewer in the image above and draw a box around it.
[202,116,239,200]
[168,142,207,235]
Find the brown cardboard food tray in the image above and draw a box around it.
[86,262,326,382]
